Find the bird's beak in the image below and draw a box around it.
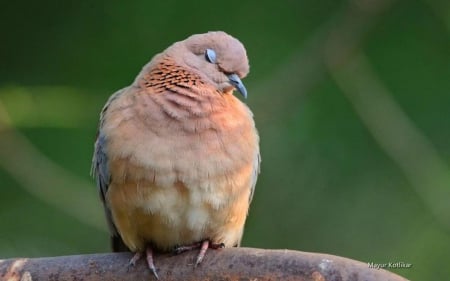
[228,73,247,99]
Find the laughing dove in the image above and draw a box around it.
[92,31,260,279]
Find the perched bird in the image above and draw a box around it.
[92,31,260,279]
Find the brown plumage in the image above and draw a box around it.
[92,31,260,278]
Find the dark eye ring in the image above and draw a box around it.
[205,48,217,64]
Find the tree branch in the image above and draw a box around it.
[0,248,408,281]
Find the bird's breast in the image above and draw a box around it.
[104,91,257,193]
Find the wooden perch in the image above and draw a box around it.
[0,248,408,281]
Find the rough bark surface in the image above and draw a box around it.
[0,248,409,281]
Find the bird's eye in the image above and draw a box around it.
[205,48,217,63]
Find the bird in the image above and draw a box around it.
[91,31,260,279]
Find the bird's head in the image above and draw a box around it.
[164,31,250,98]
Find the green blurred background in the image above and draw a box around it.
[0,0,449,279]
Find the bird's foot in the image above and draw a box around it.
[172,240,224,267]
[126,248,159,280]
[195,240,224,267]
[146,247,159,280]
[127,252,142,268]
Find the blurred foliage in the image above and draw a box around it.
[1,0,449,280]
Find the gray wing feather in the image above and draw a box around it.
[92,133,110,204]
[91,87,127,205]
[91,88,129,251]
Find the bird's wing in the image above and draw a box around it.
[249,144,261,204]
[91,88,129,252]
